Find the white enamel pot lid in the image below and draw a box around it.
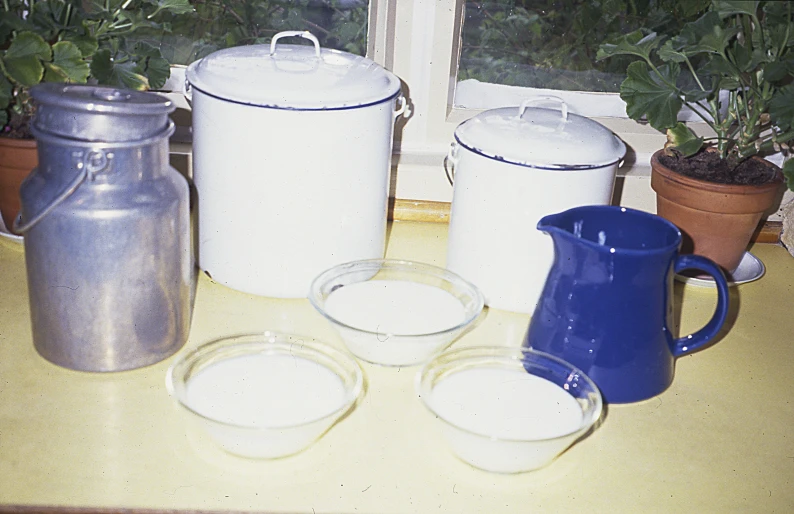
[454,97,626,170]
[186,31,401,110]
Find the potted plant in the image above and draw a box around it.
[0,0,192,234]
[597,0,794,272]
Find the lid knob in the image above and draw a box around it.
[270,30,321,58]
[518,96,568,121]
[92,89,132,102]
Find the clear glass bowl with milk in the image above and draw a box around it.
[166,332,363,459]
[417,346,602,473]
[309,259,484,367]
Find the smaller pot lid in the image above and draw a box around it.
[454,98,626,169]
[186,31,401,110]
[30,83,174,142]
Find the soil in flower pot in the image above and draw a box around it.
[0,137,38,236]
[651,149,783,274]
[658,150,778,185]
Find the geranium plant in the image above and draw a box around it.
[597,0,794,188]
[1,0,193,138]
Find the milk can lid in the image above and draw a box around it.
[454,98,626,169]
[31,83,175,142]
[186,31,401,110]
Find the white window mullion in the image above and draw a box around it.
[367,0,396,69]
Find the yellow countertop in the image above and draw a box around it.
[1,221,793,513]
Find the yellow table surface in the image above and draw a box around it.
[1,221,793,513]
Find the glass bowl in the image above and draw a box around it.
[416,346,602,473]
[166,332,363,459]
[309,259,485,367]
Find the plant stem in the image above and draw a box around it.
[684,57,705,92]
[777,3,791,58]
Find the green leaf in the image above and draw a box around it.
[705,55,741,89]
[671,11,738,56]
[783,159,794,192]
[0,11,28,42]
[2,32,51,87]
[769,84,794,132]
[113,63,150,91]
[666,122,704,156]
[152,0,194,16]
[764,1,794,27]
[658,40,688,63]
[713,1,760,18]
[620,60,683,131]
[730,40,765,73]
[110,10,149,33]
[597,30,662,62]
[67,34,100,59]
[680,0,712,18]
[765,55,794,83]
[44,42,90,83]
[89,48,150,91]
[126,42,170,89]
[142,56,171,90]
[89,48,114,84]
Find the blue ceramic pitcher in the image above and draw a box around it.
[524,206,730,404]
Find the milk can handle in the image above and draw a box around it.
[670,254,730,357]
[270,31,321,58]
[13,166,88,234]
[518,96,568,121]
[444,142,461,186]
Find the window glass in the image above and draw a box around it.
[141,0,370,65]
[455,0,710,103]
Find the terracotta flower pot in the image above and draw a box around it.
[650,149,784,273]
[0,137,38,235]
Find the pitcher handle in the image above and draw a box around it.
[670,254,730,357]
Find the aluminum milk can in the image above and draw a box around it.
[17,84,194,372]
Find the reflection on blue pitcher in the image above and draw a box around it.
[524,206,730,404]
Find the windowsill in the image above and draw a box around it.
[162,88,788,239]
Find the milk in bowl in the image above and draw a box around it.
[310,259,484,366]
[417,346,602,473]
[166,332,363,458]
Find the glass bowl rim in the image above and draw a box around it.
[308,258,485,339]
[415,346,603,443]
[165,331,364,431]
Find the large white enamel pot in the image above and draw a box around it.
[445,98,626,314]
[187,31,407,298]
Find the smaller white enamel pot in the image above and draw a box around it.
[445,97,626,314]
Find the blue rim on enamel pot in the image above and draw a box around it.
[186,31,402,111]
[452,98,626,170]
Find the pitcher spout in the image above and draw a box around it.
[537,205,682,256]
[537,209,612,255]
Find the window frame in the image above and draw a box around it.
[379,0,720,205]
[166,0,711,207]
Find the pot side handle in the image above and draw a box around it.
[394,95,411,119]
[444,142,460,186]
